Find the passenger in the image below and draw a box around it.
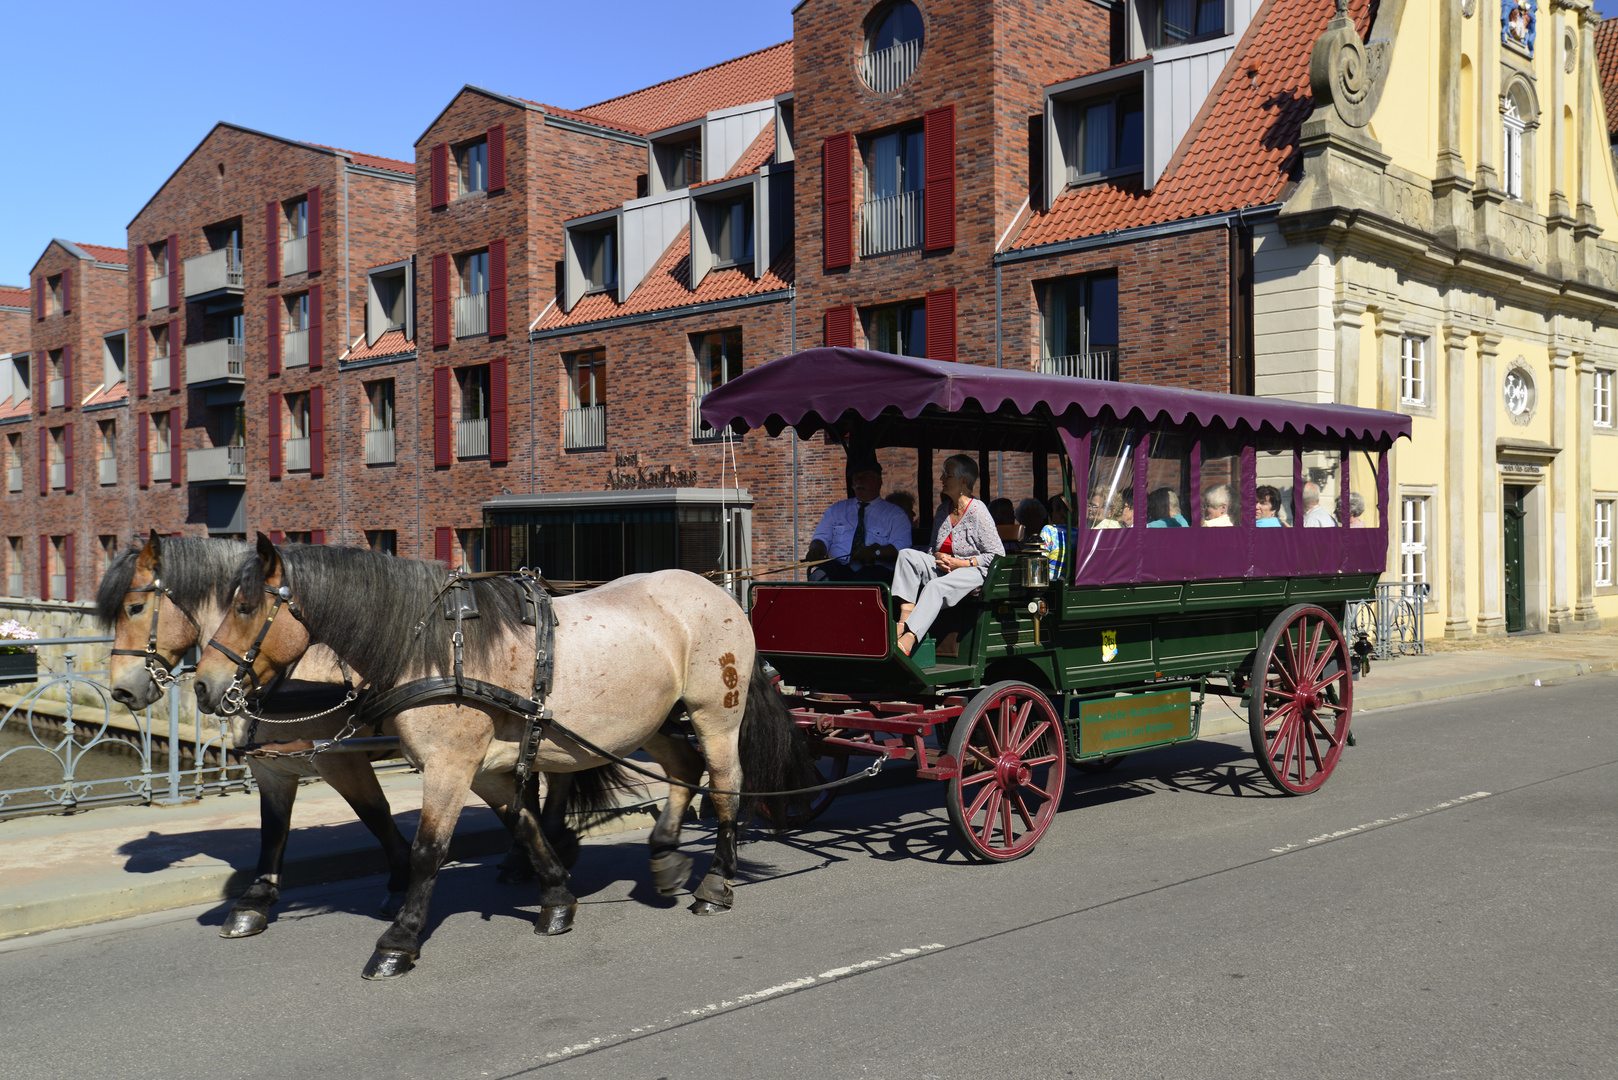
[1255,486,1286,528]
[1086,492,1107,528]
[1202,484,1235,527]
[1046,493,1070,526]
[1302,482,1337,527]
[1041,496,1073,580]
[988,498,1021,552]
[1348,491,1370,528]
[1015,498,1048,539]
[892,454,1004,657]
[1146,487,1188,528]
[1094,492,1128,529]
[804,456,913,583]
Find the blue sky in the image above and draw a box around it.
[0,0,794,285]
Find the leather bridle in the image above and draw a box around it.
[207,583,306,716]
[111,578,204,692]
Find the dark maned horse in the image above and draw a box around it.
[193,537,817,979]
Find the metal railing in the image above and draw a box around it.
[183,247,243,296]
[7,466,20,492]
[456,417,489,458]
[98,457,117,485]
[282,234,308,277]
[563,405,606,449]
[186,445,245,482]
[150,451,171,483]
[859,189,923,255]
[691,396,718,441]
[184,337,245,384]
[150,354,171,392]
[455,292,489,338]
[1040,350,1119,381]
[1345,582,1432,663]
[860,37,921,93]
[283,437,310,472]
[364,428,395,464]
[48,462,65,490]
[283,327,310,368]
[148,274,169,311]
[48,378,64,409]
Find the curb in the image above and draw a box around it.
[1353,658,1618,712]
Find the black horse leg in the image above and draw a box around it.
[538,772,581,869]
[470,773,577,936]
[316,753,413,917]
[640,732,704,897]
[220,760,297,938]
[494,772,544,883]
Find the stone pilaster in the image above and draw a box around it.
[1472,1,1504,256]
[1573,352,1604,627]
[1433,0,1473,246]
[1476,332,1506,636]
[1548,348,1575,631]
[1443,325,1473,639]
[1574,4,1606,286]
[1547,4,1577,275]
[1334,299,1369,407]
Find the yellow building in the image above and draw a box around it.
[1256,0,1616,635]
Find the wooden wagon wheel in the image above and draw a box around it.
[1248,604,1353,796]
[946,681,1067,862]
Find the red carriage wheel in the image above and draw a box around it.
[946,681,1067,862]
[1248,604,1354,796]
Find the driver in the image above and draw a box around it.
[804,456,914,583]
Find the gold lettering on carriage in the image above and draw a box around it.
[1079,690,1193,756]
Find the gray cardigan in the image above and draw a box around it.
[928,498,1004,569]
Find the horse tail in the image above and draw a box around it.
[738,655,820,825]
[561,762,637,832]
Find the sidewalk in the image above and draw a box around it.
[3,627,1616,943]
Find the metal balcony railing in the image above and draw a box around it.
[49,463,65,489]
[148,275,169,311]
[563,405,606,450]
[184,338,245,385]
[859,189,923,255]
[183,247,243,297]
[364,428,395,465]
[283,328,309,368]
[150,354,171,392]
[691,396,720,441]
[456,417,489,458]
[455,292,489,338]
[186,445,246,483]
[860,37,921,93]
[282,235,308,277]
[283,438,310,472]
[98,457,117,485]
[1040,350,1119,381]
[150,451,171,483]
[48,379,64,409]
[7,466,20,492]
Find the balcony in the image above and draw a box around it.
[283,437,310,472]
[187,445,246,484]
[1039,350,1118,381]
[364,428,395,465]
[150,354,171,392]
[7,574,21,597]
[283,328,309,369]
[151,451,172,483]
[282,234,308,277]
[48,378,64,409]
[183,247,243,299]
[50,575,65,599]
[49,462,65,489]
[691,396,719,441]
[859,189,923,256]
[456,417,489,458]
[860,37,921,93]
[185,337,245,385]
[563,405,606,450]
[454,292,488,338]
[148,274,170,311]
[6,466,20,492]
[98,457,117,485]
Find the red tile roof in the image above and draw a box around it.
[576,41,792,133]
[0,396,31,420]
[531,101,655,138]
[82,380,128,408]
[308,144,413,174]
[724,119,777,179]
[536,225,792,332]
[340,329,415,363]
[73,243,128,265]
[0,286,28,310]
[1010,0,1366,251]
[1597,18,1618,140]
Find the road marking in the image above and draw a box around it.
[1268,791,1491,853]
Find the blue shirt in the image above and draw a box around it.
[811,498,914,569]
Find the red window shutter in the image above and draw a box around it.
[38,429,48,494]
[924,105,957,251]
[138,415,149,487]
[34,277,44,320]
[433,366,451,466]
[308,283,323,369]
[267,297,282,375]
[487,124,506,191]
[430,143,448,208]
[824,305,855,348]
[310,386,325,477]
[137,332,149,397]
[62,423,73,493]
[167,235,179,309]
[435,527,453,566]
[169,407,181,486]
[63,533,76,602]
[488,239,508,337]
[39,536,48,600]
[822,133,853,269]
[61,344,72,411]
[61,268,72,314]
[270,530,284,545]
[311,529,325,545]
[167,320,180,390]
[268,392,282,478]
[490,357,509,462]
[36,355,45,415]
[135,246,148,318]
[432,254,450,347]
[266,200,281,284]
[925,288,958,362]
[306,186,322,275]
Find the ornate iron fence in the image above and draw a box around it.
[1345,582,1431,663]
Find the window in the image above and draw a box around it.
[1400,495,1429,587]
[564,350,607,450]
[563,215,621,309]
[1255,444,1294,527]
[103,332,127,387]
[1596,369,1612,428]
[652,132,702,192]
[366,263,411,344]
[6,354,28,405]
[866,300,926,357]
[282,198,310,275]
[6,537,21,597]
[457,137,488,197]
[284,392,311,471]
[455,250,490,338]
[1502,91,1528,201]
[286,197,309,240]
[1041,273,1119,379]
[47,349,64,408]
[151,411,172,482]
[693,329,743,440]
[47,426,66,490]
[46,275,63,316]
[861,0,924,93]
[150,240,169,277]
[284,292,311,368]
[99,536,118,578]
[1597,500,1614,587]
[1155,0,1224,47]
[862,125,924,255]
[5,434,19,493]
[1064,91,1144,181]
[457,529,485,573]
[1400,334,1427,406]
[1087,425,1137,529]
[1199,430,1243,527]
[48,536,66,600]
[712,199,754,269]
[581,229,616,293]
[366,529,397,556]
[98,420,117,486]
[365,379,395,465]
[457,365,491,458]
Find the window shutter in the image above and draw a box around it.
[34,277,44,320]
[433,366,451,466]
[167,235,179,309]
[435,527,453,566]
[137,331,149,396]
[924,105,957,251]
[308,284,323,369]
[39,536,48,600]
[36,355,45,415]
[167,319,180,389]
[490,357,509,463]
[822,133,853,269]
[169,407,181,486]
[266,200,281,284]
[38,429,48,494]
[62,423,73,494]
[488,239,508,337]
[487,125,506,191]
[311,529,325,545]
[61,268,72,314]
[824,305,855,348]
[310,386,325,477]
[432,254,450,347]
[135,246,148,318]
[268,392,282,478]
[267,297,282,375]
[63,533,75,602]
[306,186,322,275]
[138,415,149,487]
[430,143,448,208]
[925,287,958,362]
[61,343,72,410]
[1027,114,1045,214]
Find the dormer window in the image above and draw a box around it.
[862,1,924,93]
[457,138,488,197]
[692,178,763,286]
[1044,63,1151,204]
[582,230,615,292]
[46,276,63,316]
[562,212,621,311]
[1127,0,1225,54]
[651,130,703,194]
[365,261,413,345]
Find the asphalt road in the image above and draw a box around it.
[3,675,1615,1080]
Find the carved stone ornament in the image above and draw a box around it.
[1503,360,1537,425]
[1310,1,1378,128]
[1564,28,1577,72]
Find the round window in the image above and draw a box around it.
[861,1,924,93]
[1503,362,1536,424]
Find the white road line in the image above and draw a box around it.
[1268,791,1491,854]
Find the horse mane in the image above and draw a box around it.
[232,544,529,690]
[95,537,252,630]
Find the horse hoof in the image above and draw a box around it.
[535,903,578,936]
[361,949,417,980]
[378,891,406,918]
[219,908,269,938]
[689,899,731,916]
[650,852,694,896]
[692,876,734,910]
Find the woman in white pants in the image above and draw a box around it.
[894,454,1005,656]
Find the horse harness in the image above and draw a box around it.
[113,576,205,691]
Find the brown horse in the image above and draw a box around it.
[192,536,816,979]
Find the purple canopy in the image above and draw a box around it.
[701,348,1412,446]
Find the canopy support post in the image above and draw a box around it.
[1034,449,1048,504]
[918,444,933,518]
[979,447,991,505]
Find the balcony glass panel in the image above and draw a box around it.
[563,405,606,450]
[184,338,246,384]
[455,292,489,338]
[364,428,395,465]
[48,379,64,409]
[186,445,246,482]
[283,438,310,472]
[183,248,243,297]
[283,328,310,369]
[49,463,65,489]
[282,235,308,277]
[148,275,169,310]
[7,574,21,597]
[151,451,172,483]
[50,575,66,598]
[859,190,923,256]
[7,466,20,492]
[150,355,171,392]
[456,417,489,458]
[98,457,117,485]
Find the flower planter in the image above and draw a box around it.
[0,653,39,684]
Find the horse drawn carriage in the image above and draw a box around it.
[701,348,1412,862]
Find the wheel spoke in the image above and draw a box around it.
[980,712,1004,758]
[965,743,997,769]
[998,789,1015,845]
[958,769,996,788]
[1006,698,1033,755]
[965,778,997,823]
[978,789,1004,848]
[1013,719,1052,758]
[1302,619,1328,683]
[1020,752,1059,768]
[1010,789,1037,832]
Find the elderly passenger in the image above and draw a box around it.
[1348,491,1370,528]
[1146,487,1188,528]
[893,454,1004,657]
[1302,482,1337,527]
[1202,484,1234,527]
[805,456,913,582]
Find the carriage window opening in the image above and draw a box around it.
[1348,449,1379,529]
[1144,427,1190,528]
[1300,444,1343,527]
[1087,425,1136,530]
[1198,431,1242,527]
[1255,444,1294,528]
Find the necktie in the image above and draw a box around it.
[852,502,868,558]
